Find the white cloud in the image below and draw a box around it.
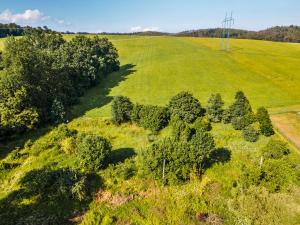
[130,26,161,32]
[0,9,70,27]
[0,9,44,23]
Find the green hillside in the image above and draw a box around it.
[1,36,300,113]
[67,36,300,119]
[0,36,300,224]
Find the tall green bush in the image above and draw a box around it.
[256,107,274,136]
[261,139,290,159]
[207,93,224,122]
[131,104,169,132]
[111,96,133,125]
[168,91,203,123]
[243,126,259,142]
[76,133,112,171]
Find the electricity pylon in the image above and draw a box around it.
[221,12,234,51]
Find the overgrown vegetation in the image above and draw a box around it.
[0,31,119,139]
[0,33,299,224]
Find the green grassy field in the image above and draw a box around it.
[1,36,300,224]
[102,36,300,112]
[1,35,300,114]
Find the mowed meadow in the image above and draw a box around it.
[1,35,300,115]
[97,36,300,111]
[1,35,300,224]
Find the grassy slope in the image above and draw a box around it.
[0,36,300,224]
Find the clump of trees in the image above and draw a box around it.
[207,93,224,122]
[168,91,204,123]
[221,91,274,142]
[243,125,259,142]
[112,91,274,144]
[142,128,216,184]
[0,31,119,139]
[131,105,170,133]
[111,96,133,125]
[240,139,295,192]
[256,107,274,136]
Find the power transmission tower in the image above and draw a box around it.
[221,12,234,51]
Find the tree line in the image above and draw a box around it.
[0,30,120,140]
[177,25,300,43]
[111,91,275,184]
[0,23,56,38]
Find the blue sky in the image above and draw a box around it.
[0,0,299,33]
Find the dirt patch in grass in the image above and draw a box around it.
[271,112,300,149]
[95,189,134,207]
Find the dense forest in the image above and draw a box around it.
[0,31,120,140]
[177,25,300,43]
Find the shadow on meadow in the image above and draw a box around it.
[109,148,136,165]
[0,64,136,159]
[205,147,231,169]
[70,63,136,119]
[0,168,102,225]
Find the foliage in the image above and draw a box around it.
[111,96,133,125]
[50,98,66,124]
[131,104,169,132]
[260,159,296,192]
[190,129,216,174]
[222,109,232,124]
[240,158,296,193]
[60,137,77,155]
[0,85,39,136]
[229,91,253,118]
[243,125,259,142]
[0,31,119,137]
[142,128,215,183]
[21,168,89,200]
[76,133,112,171]
[193,116,212,132]
[231,116,250,130]
[168,91,203,123]
[207,93,224,122]
[142,138,195,184]
[261,139,290,159]
[178,25,300,43]
[256,107,274,136]
[170,115,194,142]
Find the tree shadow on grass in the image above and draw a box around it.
[0,168,102,225]
[205,147,231,169]
[0,64,136,160]
[0,126,51,160]
[109,148,136,165]
[69,64,136,119]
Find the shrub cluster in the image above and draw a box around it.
[207,93,224,122]
[224,91,274,142]
[256,107,274,136]
[0,31,119,138]
[21,168,89,201]
[142,126,216,184]
[240,139,294,192]
[131,104,170,132]
[243,125,259,142]
[111,96,133,125]
[261,139,290,159]
[170,115,194,142]
[75,133,112,171]
[168,91,203,123]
